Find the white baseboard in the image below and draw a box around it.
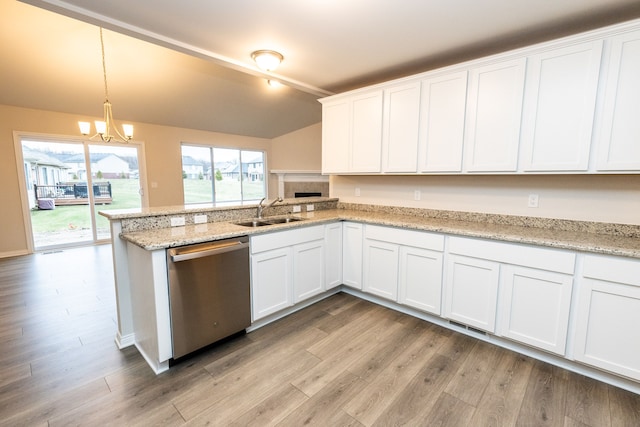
[0,249,30,259]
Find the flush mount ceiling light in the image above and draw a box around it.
[79,28,133,143]
[251,50,284,72]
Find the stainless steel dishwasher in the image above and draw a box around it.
[166,236,250,360]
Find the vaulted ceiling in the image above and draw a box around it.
[3,1,640,138]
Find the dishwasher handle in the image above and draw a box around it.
[169,239,249,262]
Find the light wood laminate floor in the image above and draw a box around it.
[1,244,640,426]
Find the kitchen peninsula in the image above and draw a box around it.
[101,198,640,394]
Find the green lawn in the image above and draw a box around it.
[31,178,265,236]
[183,178,265,204]
[31,179,142,234]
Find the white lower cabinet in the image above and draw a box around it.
[250,225,326,321]
[342,222,363,289]
[363,239,399,300]
[573,255,640,381]
[444,254,500,332]
[398,246,443,315]
[499,265,573,355]
[293,240,325,303]
[445,236,575,346]
[363,225,445,307]
[325,222,343,290]
[251,247,292,321]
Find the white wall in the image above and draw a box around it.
[331,174,640,225]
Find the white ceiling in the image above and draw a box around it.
[4,0,640,138]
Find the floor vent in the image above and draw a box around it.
[41,250,63,255]
[449,320,488,336]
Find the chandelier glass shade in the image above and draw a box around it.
[79,28,133,142]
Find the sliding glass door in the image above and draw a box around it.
[19,138,144,250]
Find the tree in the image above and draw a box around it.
[96,170,103,179]
[215,169,223,181]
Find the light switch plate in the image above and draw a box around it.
[194,214,207,224]
[528,194,539,208]
[292,205,301,213]
[306,204,314,212]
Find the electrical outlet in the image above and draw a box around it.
[414,190,421,201]
[292,205,301,213]
[528,194,539,208]
[355,187,361,197]
[194,214,207,224]
[170,216,185,227]
[306,204,315,212]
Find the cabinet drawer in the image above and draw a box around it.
[251,225,324,254]
[448,236,575,274]
[582,254,640,285]
[364,224,444,251]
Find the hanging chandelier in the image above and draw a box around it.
[79,28,133,142]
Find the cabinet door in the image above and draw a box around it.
[321,99,350,173]
[398,246,443,315]
[293,240,325,303]
[382,82,421,172]
[574,277,640,381]
[419,71,468,172]
[351,91,383,172]
[325,223,343,290]
[521,41,603,171]
[596,30,640,171]
[464,58,526,172]
[363,239,399,301]
[499,265,573,355]
[574,255,640,380]
[444,255,500,332]
[251,248,292,321]
[342,222,363,289]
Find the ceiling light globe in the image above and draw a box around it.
[251,50,283,72]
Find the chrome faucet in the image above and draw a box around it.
[257,197,283,219]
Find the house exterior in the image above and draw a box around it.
[61,153,131,179]
[21,146,70,209]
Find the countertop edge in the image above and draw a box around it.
[119,209,640,259]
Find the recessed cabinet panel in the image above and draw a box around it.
[398,246,443,315]
[444,255,500,332]
[382,82,421,172]
[419,71,468,172]
[464,58,526,172]
[342,222,363,289]
[596,30,640,171]
[293,240,325,303]
[363,239,399,300]
[325,222,343,290]
[251,248,292,321]
[574,255,640,380]
[321,100,350,173]
[521,41,603,171]
[351,92,383,172]
[499,265,573,355]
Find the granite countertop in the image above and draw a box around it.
[119,208,640,259]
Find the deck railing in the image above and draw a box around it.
[34,182,112,205]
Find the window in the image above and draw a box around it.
[181,144,266,205]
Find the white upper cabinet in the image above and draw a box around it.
[464,58,526,172]
[321,19,640,175]
[418,71,468,172]
[595,30,640,171]
[520,41,603,171]
[321,98,350,173]
[321,90,383,174]
[382,82,421,173]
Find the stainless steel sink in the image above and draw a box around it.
[235,216,305,227]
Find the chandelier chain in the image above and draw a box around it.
[100,27,109,101]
